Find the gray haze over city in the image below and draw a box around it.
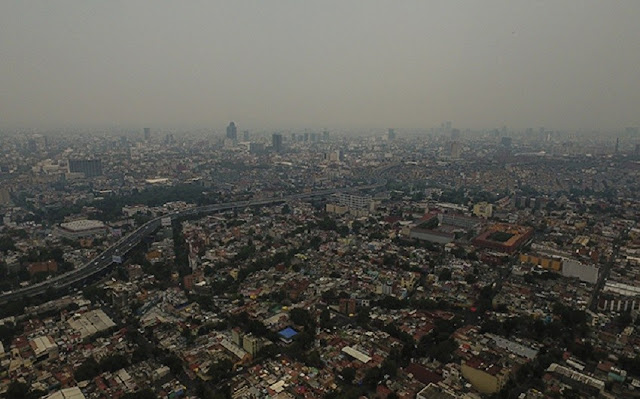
[1,1,639,132]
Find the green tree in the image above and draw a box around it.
[122,389,156,399]
[74,357,100,381]
[208,358,233,384]
[0,235,16,254]
[341,367,356,384]
[438,268,452,281]
[100,354,129,372]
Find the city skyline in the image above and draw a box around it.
[1,1,639,130]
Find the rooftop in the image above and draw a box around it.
[59,219,105,232]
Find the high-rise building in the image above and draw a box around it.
[144,128,151,140]
[242,334,263,356]
[249,142,265,154]
[387,128,396,140]
[27,139,38,153]
[68,159,103,178]
[243,130,250,141]
[451,128,460,140]
[339,298,356,315]
[335,193,374,211]
[447,141,462,159]
[322,130,329,141]
[27,135,48,152]
[272,133,283,153]
[232,328,243,346]
[0,188,11,206]
[226,122,237,141]
[443,121,452,135]
[325,150,342,162]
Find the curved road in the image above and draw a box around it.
[0,180,388,304]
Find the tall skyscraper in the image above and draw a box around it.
[249,142,265,154]
[68,159,103,178]
[226,122,237,141]
[272,133,283,153]
[144,128,151,140]
[448,142,462,159]
[243,130,250,141]
[388,128,396,140]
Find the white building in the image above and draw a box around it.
[45,387,86,399]
[562,259,599,284]
[55,219,107,240]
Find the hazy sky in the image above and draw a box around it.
[1,1,639,131]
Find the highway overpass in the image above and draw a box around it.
[0,181,386,304]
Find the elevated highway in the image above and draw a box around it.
[0,181,387,304]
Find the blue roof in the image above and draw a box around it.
[278,327,298,339]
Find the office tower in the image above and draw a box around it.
[635,144,640,157]
[322,130,329,141]
[272,133,283,153]
[615,138,620,154]
[144,128,151,140]
[26,135,47,153]
[243,130,250,141]
[0,188,11,206]
[442,121,451,135]
[27,139,38,153]
[451,128,460,140]
[388,128,396,140]
[242,334,263,356]
[325,150,342,162]
[226,122,237,141]
[249,142,265,154]
[449,141,462,159]
[68,159,103,178]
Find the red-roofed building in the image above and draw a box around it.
[405,363,443,385]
